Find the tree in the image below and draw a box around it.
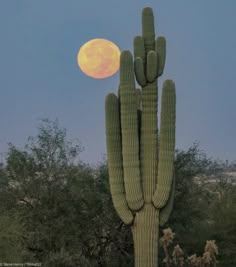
[0,119,234,266]
[206,181,236,267]
[1,119,100,266]
[163,144,222,257]
[0,209,26,261]
[163,144,236,267]
[0,158,27,261]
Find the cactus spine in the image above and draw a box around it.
[105,7,176,267]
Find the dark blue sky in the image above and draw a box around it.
[1,0,236,164]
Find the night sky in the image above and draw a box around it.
[1,0,236,165]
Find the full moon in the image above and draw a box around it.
[77,39,120,79]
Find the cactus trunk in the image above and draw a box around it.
[132,205,160,267]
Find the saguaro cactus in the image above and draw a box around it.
[105,7,176,267]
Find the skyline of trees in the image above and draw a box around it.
[0,119,235,266]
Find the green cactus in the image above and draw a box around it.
[105,7,176,267]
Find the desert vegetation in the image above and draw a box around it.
[0,119,235,266]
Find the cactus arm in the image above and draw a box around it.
[156,37,166,77]
[105,93,134,224]
[159,171,175,226]
[134,36,146,63]
[119,51,144,210]
[152,80,176,208]
[147,51,158,82]
[134,36,147,87]
[134,57,146,87]
[135,88,142,153]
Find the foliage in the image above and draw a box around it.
[0,210,26,261]
[0,119,97,266]
[160,228,218,267]
[164,144,236,267]
[0,120,235,266]
[206,182,236,267]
